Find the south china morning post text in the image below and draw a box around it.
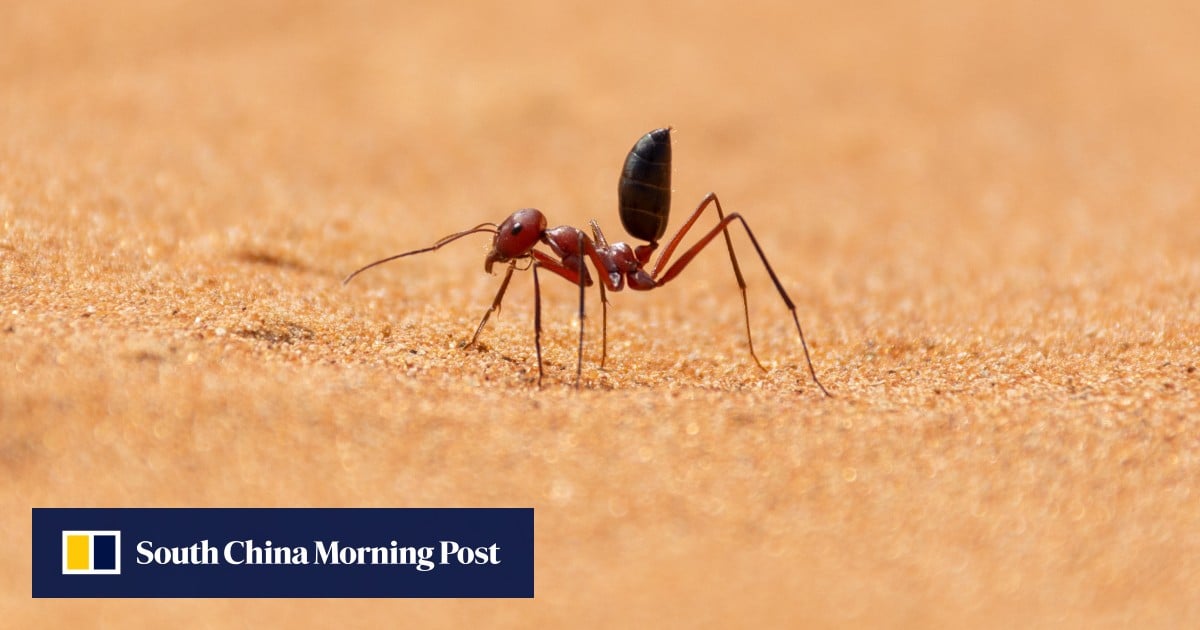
[135,538,501,572]
[32,508,534,598]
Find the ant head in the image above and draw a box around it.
[485,208,547,272]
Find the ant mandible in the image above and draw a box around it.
[344,127,831,395]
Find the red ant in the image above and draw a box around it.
[344,128,831,395]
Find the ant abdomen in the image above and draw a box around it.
[618,127,672,244]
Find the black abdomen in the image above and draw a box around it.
[618,127,672,243]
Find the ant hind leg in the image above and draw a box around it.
[651,193,766,371]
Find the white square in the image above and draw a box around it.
[61,530,122,575]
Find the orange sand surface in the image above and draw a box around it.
[3,1,1199,626]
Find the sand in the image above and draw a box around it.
[3,0,1199,626]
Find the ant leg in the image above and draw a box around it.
[465,262,516,349]
[529,247,612,385]
[575,232,585,389]
[651,193,765,371]
[532,261,547,388]
[599,282,608,369]
[590,220,610,369]
[657,213,832,397]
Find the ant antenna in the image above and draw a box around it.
[342,223,498,285]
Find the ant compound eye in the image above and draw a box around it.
[511,223,523,235]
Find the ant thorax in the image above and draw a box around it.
[542,225,655,291]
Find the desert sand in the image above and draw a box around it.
[3,0,1198,626]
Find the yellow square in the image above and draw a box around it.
[66,535,90,570]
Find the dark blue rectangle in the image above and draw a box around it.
[33,508,534,598]
[93,535,117,571]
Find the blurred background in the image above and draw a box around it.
[5,0,1197,341]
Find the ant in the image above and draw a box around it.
[344,127,831,395]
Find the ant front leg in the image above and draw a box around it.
[656,212,832,397]
[651,193,765,371]
[532,261,544,388]
[466,261,517,349]
[574,231,586,389]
